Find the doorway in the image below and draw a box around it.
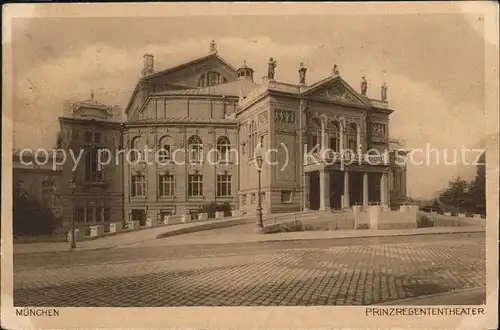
[308,171,320,210]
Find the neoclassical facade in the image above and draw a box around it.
[49,41,407,228]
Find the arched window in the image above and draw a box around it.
[197,71,224,87]
[216,136,231,163]
[130,136,143,162]
[328,120,341,152]
[308,118,322,152]
[248,121,257,157]
[347,123,358,151]
[158,135,172,162]
[188,135,203,163]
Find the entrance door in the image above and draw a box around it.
[329,171,343,209]
[308,171,320,210]
[131,209,146,226]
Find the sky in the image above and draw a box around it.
[9,9,492,198]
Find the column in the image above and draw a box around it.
[380,172,388,207]
[363,172,369,208]
[356,129,361,154]
[342,171,350,209]
[320,119,328,152]
[319,169,330,211]
[339,121,344,152]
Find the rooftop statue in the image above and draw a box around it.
[268,57,277,80]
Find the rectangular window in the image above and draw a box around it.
[281,191,292,203]
[94,207,103,222]
[84,131,93,143]
[188,174,203,197]
[159,174,175,197]
[85,149,104,183]
[131,174,146,197]
[216,175,232,197]
[94,132,102,143]
[160,209,173,220]
[75,208,85,223]
[251,193,256,204]
[104,208,111,222]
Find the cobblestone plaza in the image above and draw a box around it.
[14,233,485,306]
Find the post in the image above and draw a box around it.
[70,173,76,249]
[256,163,263,228]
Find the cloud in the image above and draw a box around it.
[13,37,486,198]
[13,37,317,148]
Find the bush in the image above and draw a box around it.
[417,213,434,228]
[199,201,232,218]
[13,185,62,236]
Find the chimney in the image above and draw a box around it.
[210,40,217,53]
[142,54,154,77]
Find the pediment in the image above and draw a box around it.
[305,77,370,107]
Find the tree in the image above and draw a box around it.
[438,177,470,210]
[13,182,62,236]
[468,152,486,215]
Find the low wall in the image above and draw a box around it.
[262,220,303,234]
[422,213,486,228]
[156,217,253,239]
[353,205,417,230]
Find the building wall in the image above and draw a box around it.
[127,56,239,121]
[141,96,238,121]
[123,123,238,220]
[236,97,273,214]
[57,119,123,229]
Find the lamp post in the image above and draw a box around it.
[255,155,264,229]
[70,173,76,249]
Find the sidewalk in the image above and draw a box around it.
[13,216,253,255]
[13,214,484,255]
[119,225,485,249]
[12,212,298,255]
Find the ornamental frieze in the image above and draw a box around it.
[274,109,296,124]
[319,85,358,103]
[371,123,386,135]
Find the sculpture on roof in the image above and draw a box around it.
[360,76,368,96]
[332,64,339,76]
[381,82,388,101]
[268,57,277,80]
[298,62,307,85]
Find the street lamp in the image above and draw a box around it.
[255,155,264,229]
[70,173,76,249]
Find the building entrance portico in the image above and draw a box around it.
[306,168,390,211]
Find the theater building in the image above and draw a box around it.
[52,41,407,227]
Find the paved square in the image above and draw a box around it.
[14,234,486,306]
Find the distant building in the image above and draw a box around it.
[13,150,64,219]
[47,41,407,228]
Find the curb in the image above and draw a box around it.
[247,227,484,244]
[376,288,486,305]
